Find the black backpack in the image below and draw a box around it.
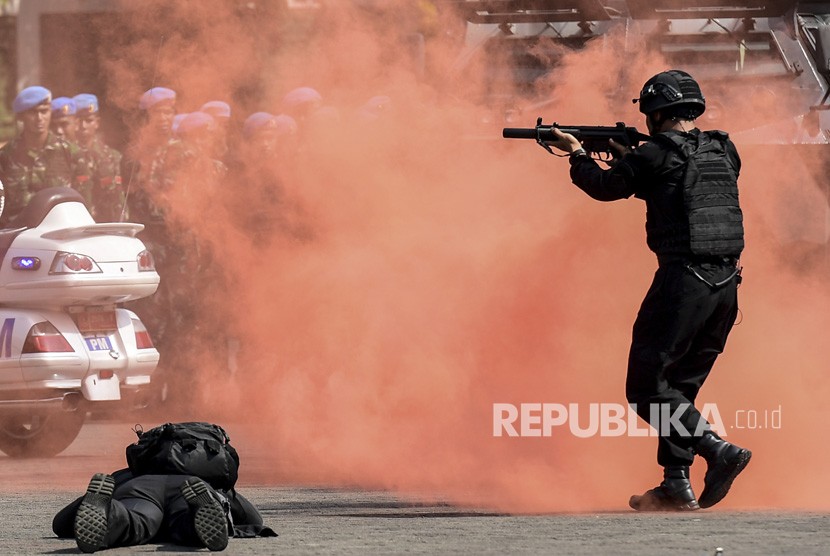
[126,422,240,490]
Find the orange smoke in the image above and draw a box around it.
[86,1,830,512]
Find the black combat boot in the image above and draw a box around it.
[73,473,115,553]
[695,432,752,508]
[629,466,700,511]
[181,478,229,551]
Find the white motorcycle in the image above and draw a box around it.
[0,185,160,457]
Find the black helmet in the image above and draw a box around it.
[633,70,705,118]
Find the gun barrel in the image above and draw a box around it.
[502,127,539,139]
[503,127,562,142]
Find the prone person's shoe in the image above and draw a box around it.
[629,466,700,511]
[695,433,752,508]
[181,477,229,551]
[73,473,115,553]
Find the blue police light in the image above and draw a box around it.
[12,256,41,271]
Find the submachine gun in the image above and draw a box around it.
[503,118,651,160]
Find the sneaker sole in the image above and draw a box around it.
[74,473,115,553]
[181,479,229,551]
[699,449,752,509]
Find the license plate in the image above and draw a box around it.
[76,311,117,333]
[85,336,113,351]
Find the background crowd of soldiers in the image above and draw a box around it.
[0,83,357,407]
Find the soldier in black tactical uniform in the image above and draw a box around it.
[52,470,276,553]
[548,70,751,511]
[0,86,88,226]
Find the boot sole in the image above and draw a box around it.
[73,473,115,553]
[699,449,752,509]
[181,478,229,551]
[629,494,699,512]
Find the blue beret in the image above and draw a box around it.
[139,87,176,110]
[13,86,52,114]
[201,100,231,119]
[177,111,215,136]
[172,113,188,135]
[359,95,392,120]
[51,97,77,116]
[282,87,322,110]
[73,93,99,114]
[273,114,298,135]
[242,112,275,139]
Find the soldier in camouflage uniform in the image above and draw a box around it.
[173,111,235,389]
[177,111,227,181]
[229,111,311,244]
[73,94,125,222]
[122,88,183,233]
[51,97,79,143]
[0,86,89,226]
[121,87,189,407]
[200,100,232,164]
[165,111,226,291]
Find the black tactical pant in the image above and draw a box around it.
[625,260,739,467]
[52,474,223,548]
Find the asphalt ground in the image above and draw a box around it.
[0,423,827,555]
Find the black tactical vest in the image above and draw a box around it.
[648,131,744,257]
